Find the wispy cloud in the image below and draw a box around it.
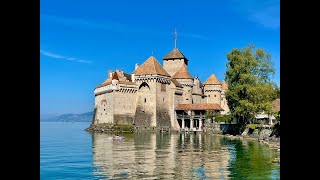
[40,50,92,64]
[41,14,207,40]
[231,0,279,29]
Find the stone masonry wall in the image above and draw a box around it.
[134,80,157,127]
[176,79,193,104]
[94,92,114,124]
[192,94,202,104]
[113,89,137,124]
[204,84,222,106]
[163,59,186,76]
[220,90,230,114]
[156,82,171,127]
[171,86,183,130]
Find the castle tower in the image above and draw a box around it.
[203,74,222,106]
[133,56,172,128]
[221,80,230,115]
[172,64,193,104]
[162,48,189,76]
[111,71,119,90]
[192,76,203,95]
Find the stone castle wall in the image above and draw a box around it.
[163,59,186,76]
[220,89,230,114]
[134,78,157,127]
[155,81,171,127]
[94,92,114,124]
[113,89,137,124]
[176,79,193,104]
[204,84,222,106]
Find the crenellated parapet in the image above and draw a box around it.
[134,75,171,84]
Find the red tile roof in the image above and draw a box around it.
[133,56,170,77]
[112,71,119,80]
[163,48,187,60]
[204,74,221,85]
[172,64,193,79]
[175,103,224,111]
[222,80,228,90]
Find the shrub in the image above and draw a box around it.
[214,114,234,123]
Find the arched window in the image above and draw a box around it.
[139,82,150,90]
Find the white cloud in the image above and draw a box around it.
[40,50,92,64]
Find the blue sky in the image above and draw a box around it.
[40,0,280,116]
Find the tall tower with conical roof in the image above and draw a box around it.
[133,56,172,128]
[203,74,222,105]
[220,80,230,114]
[162,31,189,76]
[163,48,189,76]
[171,64,193,104]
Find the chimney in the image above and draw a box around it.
[108,70,112,78]
[135,63,139,70]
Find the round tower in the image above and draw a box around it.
[171,64,193,104]
[203,74,222,106]
[220,80,230,114]
[111,71,119,90]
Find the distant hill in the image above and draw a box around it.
[41,111,93,122]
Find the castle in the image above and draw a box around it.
[93,44,230,131]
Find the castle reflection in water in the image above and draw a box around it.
[92,132,231,179]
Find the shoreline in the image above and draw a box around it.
[86,123,280,163]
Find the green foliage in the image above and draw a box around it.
[214,114,234,123]
[114,123,134,132]
[274,111,280,124]
[274,87,280,98]
[271,111,280,137]
[225,44,278,124]
[248,124,258,130]
[205,110,217,119]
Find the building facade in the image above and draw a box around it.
[93,48,230,131]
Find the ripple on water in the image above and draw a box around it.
[41,122,280,179]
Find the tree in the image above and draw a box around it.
[275,86,280,98]
[225,44,278,124]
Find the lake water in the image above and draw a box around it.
[40,122,280,179]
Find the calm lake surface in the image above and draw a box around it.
[40,122,280,179]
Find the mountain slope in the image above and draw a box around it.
[41,111,93,122]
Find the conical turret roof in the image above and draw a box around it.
[133,56,170,77]
[112,71,119,80]
[222,80,228,90]
[163,48,187,60]
[204,74,221,85]
[172,64,193,79]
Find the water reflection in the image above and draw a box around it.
[92,132,279,179]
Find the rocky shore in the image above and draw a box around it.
[85,123,134,133]
[86,123,280,163]
[221,133,280,163]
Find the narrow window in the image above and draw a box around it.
[145,98,146,103]
[163,98,165,102]
[161,83,166,92]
